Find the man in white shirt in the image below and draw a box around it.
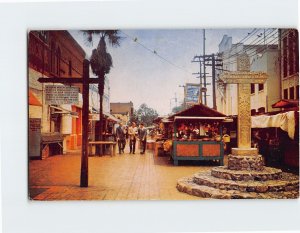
[128,122,138,154]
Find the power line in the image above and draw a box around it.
[223,28,276,62]
[221,29,279,67]
[120,30,192,74]
[239,28,259,44]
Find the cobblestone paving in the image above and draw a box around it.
[29,150,217,200]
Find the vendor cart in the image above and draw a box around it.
[172,116,226,166]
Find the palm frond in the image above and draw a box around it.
[105,30,123,47]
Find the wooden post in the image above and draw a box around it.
[80,59,90,187]
[39,59,100,187]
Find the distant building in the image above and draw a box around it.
[28,30,85,158]
[216,34,280,115]
[250,48,281,114]
[279,29,299,100]
[110,102,134,124]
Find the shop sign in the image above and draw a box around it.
[45,85,79,105]
[29,118,41,132]
[185,84,200,103]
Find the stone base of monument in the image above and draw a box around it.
[177,149,299,199]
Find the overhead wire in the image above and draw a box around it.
[221,29,279,67]
[222,28,276,62]
[120,30,192,74]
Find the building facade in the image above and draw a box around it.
[28,30,85,158]
[110,102,134,125]
[279,29,299,100]
[250,48,281,114]
[216,34,281,116]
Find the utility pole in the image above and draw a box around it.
[203,29,207,105]
[192,54,222,110]
[212,53,216,110]
[199,59,203,104]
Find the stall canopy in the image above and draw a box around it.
[168,104,226,121]
[272,99,299,109]
[104,112,121,122]
[153,116,169,124]
[251,111,297,139]
[89,108,121,123]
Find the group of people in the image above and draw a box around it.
[176,122,220,140]
[115,122,147,154]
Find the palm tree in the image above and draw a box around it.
[82,30,121,154]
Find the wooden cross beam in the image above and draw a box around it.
[220,54,268,149]
[38,59,100,187]
[38,77,100,84]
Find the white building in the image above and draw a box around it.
[216,34,280,115]
[250,49,281,114]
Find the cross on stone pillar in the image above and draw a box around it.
[220,53,268,156]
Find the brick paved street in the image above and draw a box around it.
[29,149,224,200]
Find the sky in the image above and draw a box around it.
[69,29,253,115]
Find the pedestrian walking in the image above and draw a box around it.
[124,125,129,144]
[138,123,147,154]
[116,122,126,154]
[128,122,138,154]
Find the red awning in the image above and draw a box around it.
[29,91,42,106]
[272,99,299,109]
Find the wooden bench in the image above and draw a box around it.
[88,141,117,156]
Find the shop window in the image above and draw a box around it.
[50,42,56,73]
[296,85,299,100]
[289,86,295,99]
[251,84,255,94]
[283,88,288,99]
[288,32,295,75]
[56,47,61,76]
[283,37,288,78]
[68,60,72,76]
[295,31,299,73]
[258,84,264,91]
[38,31,48,43]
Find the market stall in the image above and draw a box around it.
[251,110,299,168]
[168,104,228,166]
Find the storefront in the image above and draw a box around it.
[251,110,299,169]
[89,112,120,155]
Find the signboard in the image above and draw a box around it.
[29,118,41,158]
[29,118,41,132]
[45,85,79,105]
[185,83,200,103]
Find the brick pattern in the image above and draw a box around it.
[29,150,211,200]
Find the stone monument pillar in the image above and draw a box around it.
[220,53,268,171]
[176,53,299,199]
